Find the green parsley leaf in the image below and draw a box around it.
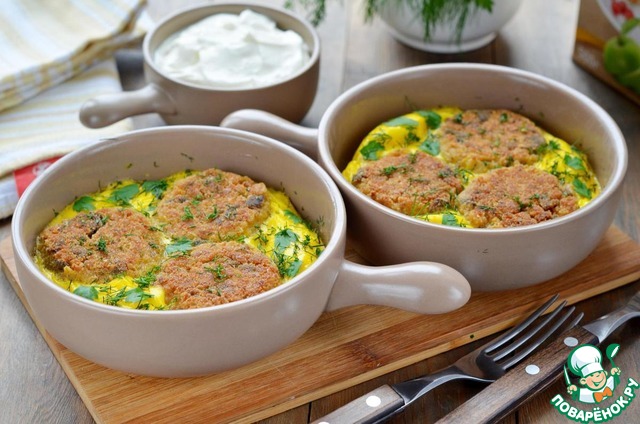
[384,116,418,128]
[284,210,303,224]
[133,271,157,289]
[419,135,440,156]
[564,155,585,171]
[124,287,154,303]
[96,237,107,252]
[274,228,298,253]
[572,179,592,199]
[165,238,193,256]
[548,140,561,150]
[142,180,168,198]
[182,206,194,221]
[108,183,140,205]
[72,196,95,212]
[74,285,98,301]
[442,214,461,227]
[416,110,442,129]
[360,140,385,161]
[283,259,303,278]
[382,166,398,176]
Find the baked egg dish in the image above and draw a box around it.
[34,168,324,310]
[343,107,600,228]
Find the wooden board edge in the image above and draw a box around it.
[232,267,640,423]
[0,236,105,424]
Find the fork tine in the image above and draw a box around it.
[491,300,568,361]
[501,306,580,369]
[482,294,559,353]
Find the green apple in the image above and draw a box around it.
[603,18,640,93]
[617,66,640,92]
[603,34,640,77]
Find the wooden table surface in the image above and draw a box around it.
[1,0,639,423]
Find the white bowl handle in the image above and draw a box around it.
[79,84,175,128]
[326,260,471,314]
[221,109,319,159]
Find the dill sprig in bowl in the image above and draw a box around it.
[285,0,524,53]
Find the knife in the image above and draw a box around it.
[436,290,640,424]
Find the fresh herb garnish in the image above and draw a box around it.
[284,210,304,224]
[274,228,299,253]
[73,285,98,300]
[165,238,193,256]
[360,140,385,161]
[416,110,442,129]
[384,116,419,128]
[72,196,95,212]
[96,237,107,252]
[441,214,461,227]
[108,183,140,205]
[573,179,592,199]
[133,270,157,289]
[142,180,168,198]
[564,155,585,171]
[124,287,154,304]
[182,206,194,221]
[419,134,440,156]
[205,264,227,281]
[382,165,399,176]
[207,206,219,220]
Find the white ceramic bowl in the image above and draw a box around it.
[221,63,628,291]
[12,126,470,377]
[80,2,320,128]
[377,0,524,53]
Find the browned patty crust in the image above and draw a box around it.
[439,109,546,173]
[351,150,464,216]
[157,241,281,309]
[156,168,270,241]
[36,208,163,283]
[458,165,579,228]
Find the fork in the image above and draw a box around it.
[312,295,581,424]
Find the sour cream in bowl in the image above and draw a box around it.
[80,2,320,127]
[154,9,311,90]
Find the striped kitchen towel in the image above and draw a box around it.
[0,0,148,112]
[0,59,138,218]
[0,59,136,177]
[0,0,153,218]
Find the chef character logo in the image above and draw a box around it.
[565,344,621,404]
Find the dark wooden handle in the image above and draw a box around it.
[311,384,404,424]
[437,326,598,424]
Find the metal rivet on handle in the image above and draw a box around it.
[366,395,382,407]
[564,337,579,347]
[525,364,540,375]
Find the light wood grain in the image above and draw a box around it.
[2,225,640,423]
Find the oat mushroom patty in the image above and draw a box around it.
[36,208,163,283]
[351,150,464,216]
[156,168,270,241]
[439,109,546,173]
[157,241,281,309]
[458,165,579,228]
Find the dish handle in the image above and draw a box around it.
[79,84,175,128]
[221,109,319,160]
[325,260,471,314]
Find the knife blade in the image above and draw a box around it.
[436,291,640,424]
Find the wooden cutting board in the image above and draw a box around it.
[2,227,640,424]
